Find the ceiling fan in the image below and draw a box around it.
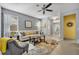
[37,3,53,15]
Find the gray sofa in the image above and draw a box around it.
[5,40,29,55]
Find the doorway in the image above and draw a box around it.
[64,14,76,40]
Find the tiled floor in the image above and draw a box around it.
[50,40,79,55]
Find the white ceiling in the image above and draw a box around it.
[0,3,79,19]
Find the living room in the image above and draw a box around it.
[0,3,79,55]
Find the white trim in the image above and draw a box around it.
[0,6,1,37]
[62,8,78,16]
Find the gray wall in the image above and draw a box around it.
[60,12,64,40]
[2,8,41,32]
[0,6,1,37]
[18,15,40,30]
[76,9,79,43]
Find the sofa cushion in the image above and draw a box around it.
[20,31,38,36]
[25,32,33,35]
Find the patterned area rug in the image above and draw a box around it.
[23,42,58,55]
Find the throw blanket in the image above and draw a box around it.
[0,38,12,54]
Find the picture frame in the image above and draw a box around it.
[25,21,32,28]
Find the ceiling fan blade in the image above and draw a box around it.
[38,10,42,12]
[43,11,45,14]
[45,3,52,8]
[46,9,53,12]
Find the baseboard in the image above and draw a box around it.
[64,37,74,40]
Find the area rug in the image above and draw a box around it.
[23,42,58,55]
